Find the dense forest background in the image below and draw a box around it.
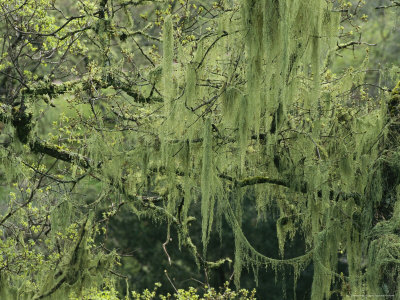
[1,0,400,299]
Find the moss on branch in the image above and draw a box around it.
[30,139,91,169]
[237,176,288,188]
[23,77,162,104]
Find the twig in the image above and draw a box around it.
[163,229,172,265]
[336,40,376,50]
[164,269,178,293]
[376,2,400,9]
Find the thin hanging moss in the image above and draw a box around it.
[185,63,197,109]
[201,117,213,254]
[162,15,173,118]
[239,95,249,173]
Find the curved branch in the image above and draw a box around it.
[220,174,361,203]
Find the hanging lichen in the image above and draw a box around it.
[162,15,174,119]
[238,95,249,173]
[201,117,213,253]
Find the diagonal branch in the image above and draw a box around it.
[23,76,162,104]
[30,138,92,169]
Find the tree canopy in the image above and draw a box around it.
[1,0,400,299]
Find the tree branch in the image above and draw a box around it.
[23,77,162,104]
[220,174,361,203]
[30,138,92,169]
[336,40,376,50]
[375,2,400,9]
